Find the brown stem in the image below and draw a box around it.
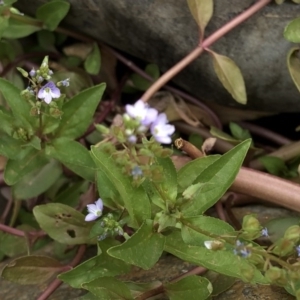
[140,0,271,102]
[231,167,300,212]
[175,139,300,213]
[0,223,45,238]
[238,122,292,146]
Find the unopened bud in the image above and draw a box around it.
[284,225,300,243]
[265,267,287,287]
[17,67,28,78]
[204,240,224,251]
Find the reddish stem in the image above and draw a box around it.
[141,0,272,102]
[37,245,86,300]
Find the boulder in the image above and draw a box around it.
[16,0,300,111]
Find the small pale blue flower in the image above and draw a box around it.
[131,166,143,177]
[85,198,104,222]
[261,227,269,237]
[29,69,36,77]
[38,81,61,104]
[296,245,300,257]
[61,78,70,87]
[127,135,137,144]
[37,76,44,83]
[150,113,175,144]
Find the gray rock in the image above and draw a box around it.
[16,0,300,111]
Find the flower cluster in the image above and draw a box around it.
[233,240,251,258]
[124,100,175,144]
[18,56,69,106]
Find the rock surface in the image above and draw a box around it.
[16,0,300,111]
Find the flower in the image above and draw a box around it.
[127,135,137,144]
[125,100,158,126]
[296,245,300,257]
[261,227,269,237]
[233,240,251,258]
[57,78,70,87]
[38,81,61,104]
[85,198,104,221]
[131,166,143,177]
[29,69,36,77]
[150,113,175,144]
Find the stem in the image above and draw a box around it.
[231,167,300,213]
[37,245,86,300]
[140,0,271,102]
[238,122,292,146]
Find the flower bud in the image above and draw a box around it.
[265,267,288,286]
[17,67,28,78]
[272,238,295,257]
[242,214,260,231]
[284,225,300,243]
[204,240,224,251]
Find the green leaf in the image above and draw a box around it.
[125,281,162,299]
[91,147,151,227]
[258,156,288,177]
[177,155,220,192]
[229,122,251,141]
[59,239,130,288]
[164,275,212,300]
[156,157,177,203]
[188,133,203,150]
[0,16,9,39]
[142,179,165,210]
[33,203,94,245]
[0,78,32,130]
[204,271,236,297]
[36,0,70,31]
[108,220,165,270]
[2,17,40,39]
[1,255,62,285]
[187,0,213,37]
[82,277,133,300]
[79,293,99,300]
[54,181,88,206]
[46,138,96,181]
[275,0,285,3]
[284,17,300,43]
[95,165,122,209]
[13,159,62,200]
[131,64,160,91]
[4,148,48,185]
[0,134,24,159]
[3,0,18,5]
[181,216,235,246]
[180,139,251,216]
[287,47,300,93]
[37,30,56,50]
[210,126,238,143]
[164,231,267,284]
[210,51,247,104]
[55,83,106,139]
[84,43,101,75]
[0,225,31,257]
[264,217,300,243]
